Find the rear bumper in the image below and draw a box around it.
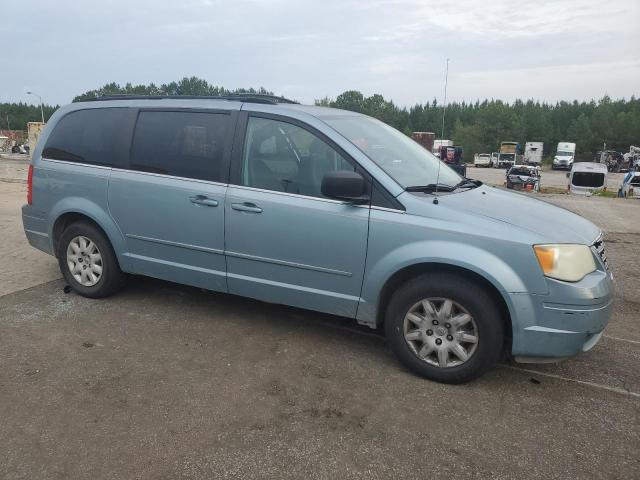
[22,204,53,255]
[509,269,614,362]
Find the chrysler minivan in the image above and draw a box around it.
[22,95,614,383]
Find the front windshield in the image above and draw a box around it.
[321,114,461,188]
[557,151,573,156]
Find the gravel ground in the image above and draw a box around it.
[1,156,638,479]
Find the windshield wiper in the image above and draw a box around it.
[454,178,482,190]
[405,183,456,193]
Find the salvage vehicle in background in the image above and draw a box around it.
[552,142,576,170]
[620,171,640,198]
[474,153,492,167]
[439,145,466,176]
[598,150,629,173]
[505,165,540,192]
[624,146,640,171]
[524,142,543,165]
[22,95,613,384]
[491,152,499,168]
[568,162,608,195]
[497,141,520,168]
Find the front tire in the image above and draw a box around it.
[385,273,504,384]
[57,221,125,298]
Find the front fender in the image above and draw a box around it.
[356,240,539,327]
[48,197,130,271]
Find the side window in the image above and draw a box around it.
[241,116,354,198]
[130,111,229,182]
[43,108,132,166]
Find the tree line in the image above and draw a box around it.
[317,91,640,160]
[2,77,638,160]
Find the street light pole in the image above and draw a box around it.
[26,91,45,123]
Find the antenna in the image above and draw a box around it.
[434,58,449,205]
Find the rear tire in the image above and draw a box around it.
[384,273,504,384]
[57,221,125,298]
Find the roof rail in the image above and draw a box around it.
[86,94,299,105]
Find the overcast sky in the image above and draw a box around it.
[2,0,638,107]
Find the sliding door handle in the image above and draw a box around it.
[190,195,218,207]
[231,202,263,213]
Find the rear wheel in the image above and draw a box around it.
[385,273,504,383]
[57,221,125,298]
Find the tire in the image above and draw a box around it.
[384,273,504,384]
[57,221,126,298]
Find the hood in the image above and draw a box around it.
[555,155,574,159]
[416,186,600,245]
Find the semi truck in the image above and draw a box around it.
[497,141,520,168]
[552,142,576,170]
[524,142,543,165]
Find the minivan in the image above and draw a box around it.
[568,162,608,195]
[22,95,614,383]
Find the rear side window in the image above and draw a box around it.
[43,108,132,166]
[572,172,605,187]
[130,111,229,182]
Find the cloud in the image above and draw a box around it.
[0,0,637,106]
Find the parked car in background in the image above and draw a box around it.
[568,162,608,195]
[474,153,492,167]
[505,165,540,192]
[524,142,543,165]
[22,95,613,384]
[620,171,640,198]
[552,142,576,170]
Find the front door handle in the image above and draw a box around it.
[190,195,218,207]
[231,202,263,214]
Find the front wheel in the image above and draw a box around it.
[385,273,504,383]
[57,221,126,298]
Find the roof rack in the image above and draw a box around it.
[87,94,299,105]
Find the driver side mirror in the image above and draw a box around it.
[566,172,570,178]
[321,171,369,204]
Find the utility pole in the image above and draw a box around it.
[27,91,45,123]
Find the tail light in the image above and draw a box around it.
[27,165,34,205]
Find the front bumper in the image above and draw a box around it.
[509,269,614,362]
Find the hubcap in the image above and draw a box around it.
[66,236,103,287]
[403,298,479,368]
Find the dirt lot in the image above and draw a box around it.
[1,156,639,479]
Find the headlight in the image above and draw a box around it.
[533,244,597,282]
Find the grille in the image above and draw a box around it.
[593,235,608,269]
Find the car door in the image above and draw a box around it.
[225,113,370,318]
[108,108,236,292]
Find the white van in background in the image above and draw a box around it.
[524,142,543,165]
[568,162,608,195]
[553,142,576,170]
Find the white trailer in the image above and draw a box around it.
[524,142,543,165]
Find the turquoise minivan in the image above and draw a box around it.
[22,95,614,383]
